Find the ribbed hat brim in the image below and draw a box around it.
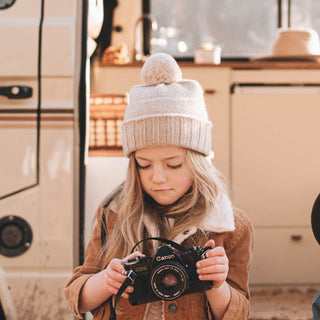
[121,115,212,157]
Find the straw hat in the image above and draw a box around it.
[311,194,320,246]
[252,28,320,62]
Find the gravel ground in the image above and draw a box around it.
[249,285,319,320]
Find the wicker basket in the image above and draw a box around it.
[89,94,127,153]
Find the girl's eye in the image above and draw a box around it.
[137,164,150,170]
[168,163,182,169]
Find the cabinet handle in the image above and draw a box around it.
[204,89,216,95]
[0,85,33,99]
[291,234,303,241]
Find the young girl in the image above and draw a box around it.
[65,53,254,320]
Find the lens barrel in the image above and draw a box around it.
[150,261,188,300]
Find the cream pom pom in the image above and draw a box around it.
[141,53,182,85]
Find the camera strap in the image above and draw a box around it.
[130,237,188,253]
[109,270,137,320]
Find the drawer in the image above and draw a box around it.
[250,227,320,284]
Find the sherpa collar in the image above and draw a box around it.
[143,193,235,245]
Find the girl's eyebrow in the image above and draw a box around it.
[135,155,184,161]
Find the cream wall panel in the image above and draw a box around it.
[42,22,75,76]
[232,90,320,227]
[85,157,129,246]
[91,64,141,93]
[42,77,74,109]
[41,0,77,77]
[0,0,40,76]
[0,121,37,197]
[0,24,39,77]
[39,122,74,269]
[251,227,320,284]
[45,0,76,17]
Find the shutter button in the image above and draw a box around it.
[168,303,177,314]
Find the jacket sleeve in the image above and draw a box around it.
[64,204,106,319]
[221,210,254,320]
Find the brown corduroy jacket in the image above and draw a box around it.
[65,199,254,320]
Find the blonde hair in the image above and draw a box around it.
[95,149,228,267]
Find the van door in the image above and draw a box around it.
[0,1,43,317]
[0,1,81,319]
[0,0,40,200]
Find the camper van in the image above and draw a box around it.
[0,0,85,318]
[1,0,320,319]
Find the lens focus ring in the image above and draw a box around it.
[150,261,188,301]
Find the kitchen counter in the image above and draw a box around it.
[97,60,320,69]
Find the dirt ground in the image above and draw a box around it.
[249,285,318,320]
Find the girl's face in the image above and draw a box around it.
[135,146,193,206]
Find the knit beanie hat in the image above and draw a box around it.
[121,53,212,157]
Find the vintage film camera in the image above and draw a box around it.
[124,237,213,305]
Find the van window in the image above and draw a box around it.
[0,0,16,9]
[150,0,320,60]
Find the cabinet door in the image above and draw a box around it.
[231,85,320,284]
[232,86,320,227]
[182,67,231,179]
[251,227,320,284]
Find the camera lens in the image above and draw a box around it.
[161,273,178,289]
[150,261,188,300]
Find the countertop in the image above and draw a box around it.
[98,60,320,69]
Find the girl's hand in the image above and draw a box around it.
[196,239,229,289]
[102,251,144,299]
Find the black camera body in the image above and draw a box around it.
[124,243,213,305]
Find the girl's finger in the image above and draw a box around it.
[125,285,134,293]
[107,269,127,283]
[105,275,125,290]
[123,251,145,263]
[206,246,226,258]
[197,254,228,269]
[121,292,129,299]
[204,239,215,248]
[199,272,228,282]
[109,259,126,275]
[199,255,227,266]
[198,263,228,275]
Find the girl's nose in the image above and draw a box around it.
[152,168,166,183]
